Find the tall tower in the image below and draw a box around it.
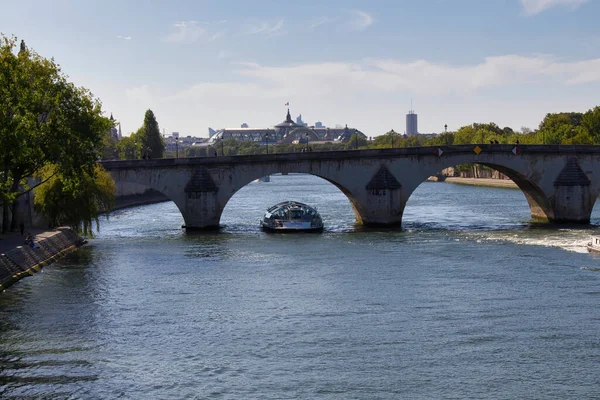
[406,100,418,136]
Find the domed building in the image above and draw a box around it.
[273,109,298,140]
[208,108,366,145]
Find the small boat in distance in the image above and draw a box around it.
[253,176,270,183]
[260,201,324,232]
[587,235,600,253]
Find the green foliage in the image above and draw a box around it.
[0,33,111,232]
[137,109,165,159]
[185,146,210,157]
[371,130,401,148]
[34,164,115,236]
[424,132,454,146]
[582,106,600,143]
[117,135,140,159]
[345,133,369,149]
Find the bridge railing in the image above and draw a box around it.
[100,144,600,169]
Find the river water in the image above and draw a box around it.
[1,174,600,399]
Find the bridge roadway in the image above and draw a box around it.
[101,144,600,230]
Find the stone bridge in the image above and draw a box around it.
[101,145,600,230]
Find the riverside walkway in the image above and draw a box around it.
[0,229,50,255]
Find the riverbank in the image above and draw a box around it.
[442,177,518,189]
[0,228,84,291]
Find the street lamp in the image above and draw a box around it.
[390,129,396,148]
[265,133,269,154]
[306,133,309,152]
[355,130,359,150]
[176,140,179,158]
[444,124,448,133]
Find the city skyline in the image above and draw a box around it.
[1,0,599,137]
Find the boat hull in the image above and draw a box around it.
[261,225,323,233]
[587,235,600,253]
[588,245,600,253]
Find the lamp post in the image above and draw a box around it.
[176,140,179,158]
[355,130,359,150]
[221,140,225,156]
[265,133,269,154]
[305,133,309,152]
[390,129,396,148]
[444,124,448,133]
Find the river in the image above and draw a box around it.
[1,174,599,399]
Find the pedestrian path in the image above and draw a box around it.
[0,229,56,255]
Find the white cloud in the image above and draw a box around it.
[208,31,226,42]
[117,54,600,137]
[117,35,132,40]
[243,19,286,36]
[348,10,374,31]
[228,55,600,97]
[520,0,590,15]
[163,21,205,43]
[308,16,337,30]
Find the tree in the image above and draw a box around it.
[138,109,165,159]
[581,106,600,144]
[34,164,115,236]
[0,34,112,232]
[345,133,368,150]
[117,135,140,160]
[425,132,454,146]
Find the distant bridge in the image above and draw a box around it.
[101,145,600,230]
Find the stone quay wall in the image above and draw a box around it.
[0,229,84,291]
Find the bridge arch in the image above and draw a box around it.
[402,161,553,223]
[107,167,189,224]
[216,168,366,228]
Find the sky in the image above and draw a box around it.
[1,0,599,137]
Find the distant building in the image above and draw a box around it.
[296,114,308,127]
[172,132,179,139]
[109,113,121,140]
[209,109,366,145]
[315,121,324,128]
[241,123,249,128]
[406,109,418,136]
[208,128,217,137]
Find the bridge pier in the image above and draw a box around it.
[352,164,406,226]
[547,157,594,224]
[181,168,221,230]
[549,185,594,223]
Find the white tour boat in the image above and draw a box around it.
[260,201,324,232]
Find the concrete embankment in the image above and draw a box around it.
[0,228,84,291]
[112,190,170,211]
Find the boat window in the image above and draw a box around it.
[290,210,302,219]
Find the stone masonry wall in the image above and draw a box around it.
[0,229,84,291]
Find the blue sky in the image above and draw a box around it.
[1,0,599,137]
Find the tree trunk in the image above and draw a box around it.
[9,172,22,232]
[1,161,8,234]
[2,200,7,234]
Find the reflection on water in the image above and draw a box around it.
[1,174,600,399]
